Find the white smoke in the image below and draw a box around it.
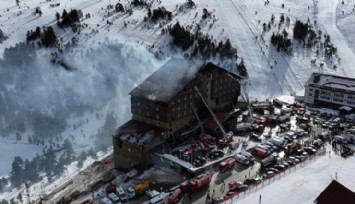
[0,39,162,141]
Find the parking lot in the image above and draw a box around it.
[74,99,355,204]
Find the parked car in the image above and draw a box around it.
[249,133,262,142]
[228,181,243,189]
[243,177,262,186]
[273,164,286,171]
[304,146,317,154]
[108,193,121,204]
[235,153,250,166]
[251,147,269,158]
[262,171,275,179]
[116,187,127,202]
[240,151,256,163]
[100,197,113,204]
[266,167,280,174]
[264,142,278,151]
[313,139,323,148]
[256,144,274,153]
[229,184,249,193]
[229,141,239,150]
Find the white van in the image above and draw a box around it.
[101,197,113,204]
[235,153,250,165]
[147,192,168,204]
[108,193,121,203]
[116,187,127,202]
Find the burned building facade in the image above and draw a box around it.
[113,59,240,169]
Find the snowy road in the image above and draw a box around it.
[317,0,355,77]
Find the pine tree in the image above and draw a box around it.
[55,12,60,21]
[62,9,68,19]
[10,156,24,187]
[63,139,74,155]
[17,193,23,204]
[41,26,57,47]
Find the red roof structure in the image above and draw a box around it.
[315,180,355,204]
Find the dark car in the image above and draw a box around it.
[266,167,280,174]
[243,177,262,186]
[281,162,290,168]
[262,171,275,179]
[211,197,224,204]
[285,160,296,166]
[295,149,306,156]
[208,150,224,159]
[287,156,300,164]
[193,159,203,167]
[229,184,249,193]
[274,164,286,170]
[304,146,317,154]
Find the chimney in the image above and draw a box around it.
[313,74,321,84]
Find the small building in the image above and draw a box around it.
[113,59,241,169]
[314,180,355,204]
[304,73,355,109]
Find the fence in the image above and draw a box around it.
[220,148,326,204]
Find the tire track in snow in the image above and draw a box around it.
[317,0,355,77]
[214,0,284,97]
[235,0,304,94]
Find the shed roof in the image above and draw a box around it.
[315,180,355,204]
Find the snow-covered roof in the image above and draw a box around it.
[306,73,355,92]
[114,120,165,146]
[130,58,205,102]
[130,58,239,103]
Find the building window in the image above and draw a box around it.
[308,93,313,97]
[156,106,159,111]
[147,112,150,117]
[156,114,159,119]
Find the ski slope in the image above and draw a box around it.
[317,0,355,77]
[0,0,355,202]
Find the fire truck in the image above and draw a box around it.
[219,157,236,172]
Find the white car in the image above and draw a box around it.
[235,153,250,165]
[101,197,113,204]
[108,193,121,203]
[116,187,128,201]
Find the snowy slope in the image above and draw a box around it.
[0,0,355,201]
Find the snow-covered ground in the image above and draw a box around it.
[0,0,355,202]
[0,140,44,176]
[235,146,355,204]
